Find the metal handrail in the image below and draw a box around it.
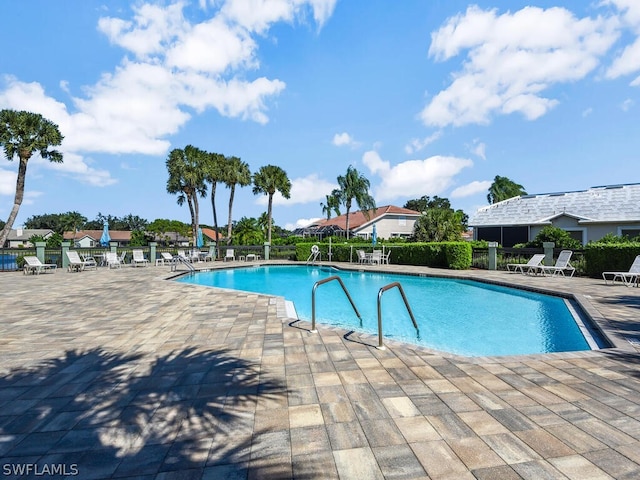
[172,256,195,272]
[376,282,418,350]
[311,276,362,332]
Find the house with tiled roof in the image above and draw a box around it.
[299,205,421,239]
[63,230,132,248]
[4,228,55,248]
[469,183,640,246]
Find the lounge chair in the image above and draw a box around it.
[66,251,97,272]
[224,249,236,262]
[23,256,57,275]
[105,252,121,269]
[156,251,177,266]
[535,250,575,277]
[177,250,192,262]
[131,249,149,267]
[506,254,545,274]
[602,255,640,286]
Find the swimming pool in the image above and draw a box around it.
[176,265,597,356]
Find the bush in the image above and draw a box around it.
[584,242,640,277]
[295,242,472,269]
[526,226,581,249]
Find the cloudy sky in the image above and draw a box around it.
[1,0,639,231]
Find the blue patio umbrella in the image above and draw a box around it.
[196,228,204,248]
[372,223,377,246]
[100,222,111,247]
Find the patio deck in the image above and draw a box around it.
[1,261,639,479]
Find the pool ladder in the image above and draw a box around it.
[311,276,419,350]
[172,256,195,272]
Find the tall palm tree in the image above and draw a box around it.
[223,156,251,245]
[0,110,63,247]
[333,165,376,238]
[487,175,527,204]
[320,193,341,220]
[203,151,225,259]
[252,165,291,244]
[166,145,208,246]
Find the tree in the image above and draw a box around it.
[252,165,291,244]
[166,146,207,246]
[0,110,63,247]
[203,152,226,259]
[487,175,527,204]
[320,193,341,220]
[223,156,251,245]
[232,217,263,245]
[412,208,466,242]
[333,165,376,238]
[147,219,190,246]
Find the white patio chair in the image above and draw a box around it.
[224,249,236,262]
[131,249,149,267]
[506,254,545,274]
[66,251,97,272]
[105,252,121,269]
[23,256,57,275]
[603,255,640,286]
[535,250,575,277]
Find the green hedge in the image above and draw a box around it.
[295,242,472,269]
[584,242,640,277]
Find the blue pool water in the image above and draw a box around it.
[176,265,592,356]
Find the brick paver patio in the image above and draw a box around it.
[1,261,639,479]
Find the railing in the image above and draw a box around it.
[311,276,362,333]
[376,282,418,350]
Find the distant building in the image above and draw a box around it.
[63,230,132,248]
[469,183,640,247]
[297,205,421,240]
[4,228,55,248]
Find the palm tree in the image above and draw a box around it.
[232,216,263,245]
[320,193,341,220]
[487,175,527,204]
[0,110,63,247]
[252,165,291,244]
[223,156,252,245]
[166,145,208,246]
[203,152,225,259]
[333,165,376,238]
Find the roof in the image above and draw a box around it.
[201,228,223,242]
[311,205,421,231]
[469,183,640,227]
[63,230,132,241]
[7,229,54,240]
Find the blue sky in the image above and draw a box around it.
[1,0,639,232]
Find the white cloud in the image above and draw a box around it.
[604,0,640,83]
[422,5,619,127]
[470,140,486,160]
[582,107,594,117]
[362,150,473,202]
[285,217,322,231]
[621,98,634,110]
[450,180,491,198]
[0,1,334,190]
[0,168,16,196]
[255,173,337,206]
[332,132,358,147]
[404,131,442,154]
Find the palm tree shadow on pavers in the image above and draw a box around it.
[0,347,288,479]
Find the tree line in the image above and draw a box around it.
[1,108,529,250]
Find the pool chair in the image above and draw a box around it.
[66,250,97,272]
[131,249,149,267]
[23,256,57,275]
[105,252,122,269]
[156,251,177,266]
[506,253,546,274]
[370,250,382,265]
[356,249,368,264]
[602,255,640,287]
[535,250,575,277]
[381,250,391,265]
[224,249,236,262]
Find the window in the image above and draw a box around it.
[398,216,406,226]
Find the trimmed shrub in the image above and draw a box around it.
[584,242,640,277]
